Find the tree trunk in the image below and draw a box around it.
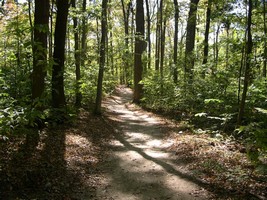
[184,0,199,83]
[225,20,231,70]
[71,0,82,107]
[81,0,87,69]
[32,0,49,102]
[131,3,134,56]
[155,0,161,71]
[160,17,166,79]
[28,0,34,56]
[109,29,114,75]
[94,0,108,115]
[145,0,151,70]
[133,0,145,103]
[49,0,54,62]
[107,0,114,77]
[238,33,246,105]
[263,0,267,77]
[237,0,253,125]
[51,0,69,108]
[121,0,131,83]
[173,0,179,83]
[214,23,220,72]
[202,0,211,78]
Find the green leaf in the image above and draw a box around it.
[195,112,207,117]
[254,107,267,114]
[204,99,223,104]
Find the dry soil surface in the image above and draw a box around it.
[94,85,212,200]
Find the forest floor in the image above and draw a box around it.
[0,85,266,199]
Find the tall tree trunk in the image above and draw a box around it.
[202,0,211,78]
[263,0,267,77]
[32,0,49,102]
[184,0,199,83]
[160,17,166,79]
[81,0,87,69]
[133,0,145,103]
[96,18,100,53]
[155,0,161,71]
[173,0,179,83]
[109,29,114,75]
[159,0,163,77]
[49,0,54,62]
[107,0,114,76]
[106,0,110,79]
[121,0,131,83]
[214,23,220,72]
[237,0,253,125]
[28,0,34,55]
[71,0,82,107]
[145,0,151,70]
[51,0,69,108]
[238,32,246,105]
[225,21,230,70]
[94,0,108,115]
[130,4,134,56]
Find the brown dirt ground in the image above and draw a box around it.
[0,85,266,199]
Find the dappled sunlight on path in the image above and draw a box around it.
[96,85,211,200]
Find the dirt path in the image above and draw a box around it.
[96,85,211,200]
[2,85,266,199]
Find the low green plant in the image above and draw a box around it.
[236,120,267,165]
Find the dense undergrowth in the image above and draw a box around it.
[141,72,267,169]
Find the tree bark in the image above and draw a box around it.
[263,0,267,77]
[81,0,87,69]
[121,0,131,83]
[225,20,231,70]
[237,0,253,125]
[184,0,199,83]
[51,0,69,108]
[202,0,211,78]
[237,32,246,105]
[49,0,54,63]
[155,0,161,71]
[173,0,179,83]
[94,0,108,115]
[160,17,166,79]
[32,0,49,102]
[214,23,220,72]
[145,0,151,70]
[71,0,82,107]
[133,0,145,103]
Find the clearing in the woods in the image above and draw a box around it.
[0,86,266,200]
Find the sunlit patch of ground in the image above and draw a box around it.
[169,132,267,199]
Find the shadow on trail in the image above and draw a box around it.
[104,116,250,200]
[100,150,191,200]
[0,127,69,199]
[0,111,113,200]
[101,86,246,199]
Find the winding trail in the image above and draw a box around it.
[96,85,211,200]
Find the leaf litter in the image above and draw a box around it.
[0,109,115,199]
[168,132,267,199]
[0,86,266,200]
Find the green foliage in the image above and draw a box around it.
[0,101,28,136]
[142,73,177,110]
[236,121,267,164]
[247,78,267,108]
